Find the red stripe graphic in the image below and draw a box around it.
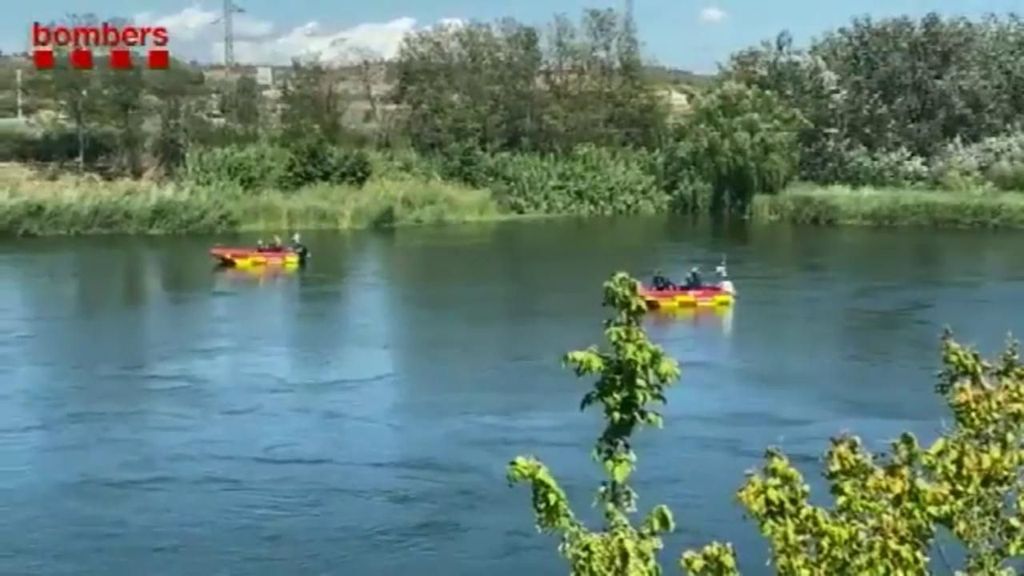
[109,49,132,70]
[70,48,92,70]
[148,49,170,69]
[32,48,171,70]
[33,50,54,70]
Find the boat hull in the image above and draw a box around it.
[210,247,301,269]
[639,285,734,309]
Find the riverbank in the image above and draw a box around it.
[6,163,1024,236]
[0,164,501,236]
[752,184,1024,229]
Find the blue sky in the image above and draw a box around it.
[4,0,1024,71]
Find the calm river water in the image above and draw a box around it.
[1,217,1023,575]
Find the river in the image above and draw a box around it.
[1,217,1022,575]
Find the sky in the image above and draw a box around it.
[4,0,1024,72]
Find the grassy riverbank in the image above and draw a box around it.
[8,163,1024,236]
[0,164,500,236]
[752,184,1024,229]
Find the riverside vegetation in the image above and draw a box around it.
[510,272,1024,574]
[5,10,1024,234]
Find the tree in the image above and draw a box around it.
[29,14,105,171]
[711,330,1024,575]
[226,75,261,139]
[679,81,803,213]
[98,60,145,177]
[146,59,208,174]
[508,272,701,575]
[348,48,395,146]
[510,273,1024,575]
[278,61,345,145]
[392,8,666,154]
[723,13,1024,182]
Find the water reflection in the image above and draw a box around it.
[212,266,300,286]
[647,306,734,336]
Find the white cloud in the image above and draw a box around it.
[698,6,728,24]
[133,4,463,65]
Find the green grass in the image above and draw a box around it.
[752,183,1024,229]
[10,161,1024,236]
[0,164,502,236]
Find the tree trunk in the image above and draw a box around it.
[76,98,85,173]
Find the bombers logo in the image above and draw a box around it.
[31,22,171,70]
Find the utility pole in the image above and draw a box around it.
[219,0,244,71]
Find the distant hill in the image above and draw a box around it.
[645,66,717,88]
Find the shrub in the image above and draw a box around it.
[331,148,373,187]
[484,145,671,215]
[280,138,374,190]
[986,160,1024,191]
[182,143,289,191]
[835,145,931,188]
[436,143,493,189]
[934,134,1024,191]
[369,149,444,182]
[0,127,119,165]
[181,141,373,192]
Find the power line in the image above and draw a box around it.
[214,0,244,70]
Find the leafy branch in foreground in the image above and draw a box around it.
[508,272,1024,575]
[507,272,735,575]
[700,330,1024,575]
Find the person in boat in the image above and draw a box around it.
[652,269,676,291]
[290,232,310,263]
[715,263,735,295]
[256,239,267,252]
[684,266,703,289]
[268,235,284,252]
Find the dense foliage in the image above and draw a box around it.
[6,9,1024,220]
[395,10,666,154]
[724,15,1024,189]
[676,81,802,211]
[512,273,1024,575]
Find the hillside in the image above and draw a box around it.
[0,52,713,129]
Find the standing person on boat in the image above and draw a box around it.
[715,262,735,295]
[290,233,310,263]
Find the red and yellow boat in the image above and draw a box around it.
[639,261,736,309]
[639,284,735,309]
[209,246,302,269]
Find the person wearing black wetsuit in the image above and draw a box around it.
[685,267,703,289]
[290,233,310,265]
[652,270,676,290]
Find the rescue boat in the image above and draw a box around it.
[209,246,303,268]
[639,259,736,309]
[638,285,734,309]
